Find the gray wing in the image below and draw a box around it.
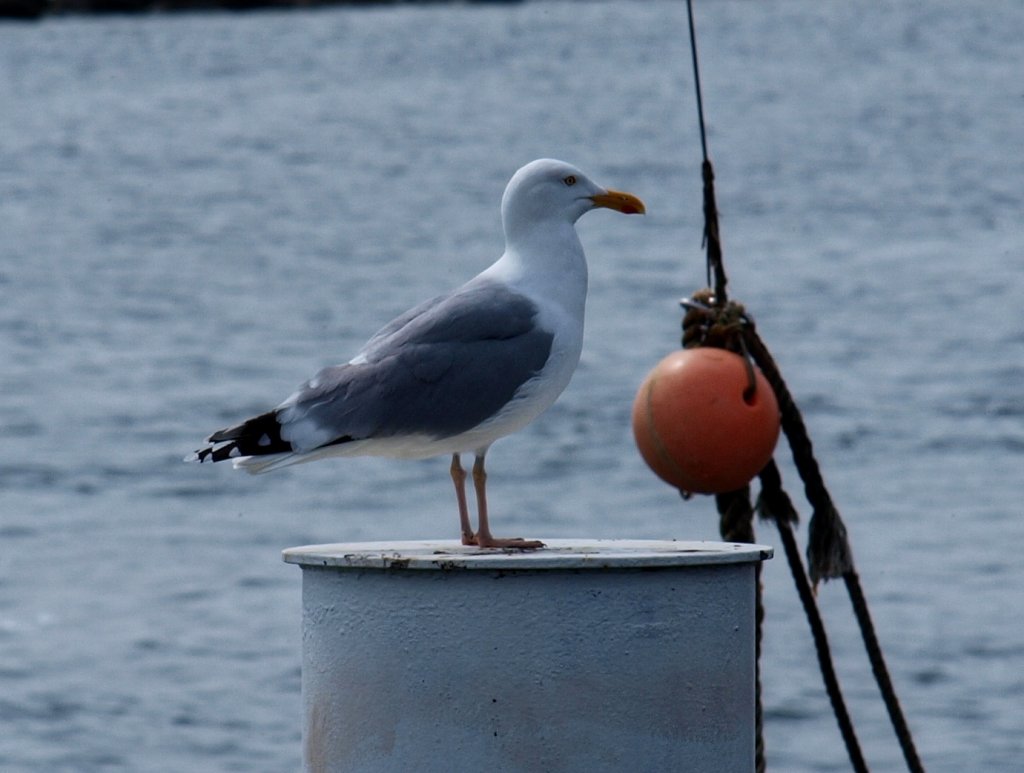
[276,280,554,451]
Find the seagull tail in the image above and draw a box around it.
[185,410,294,472]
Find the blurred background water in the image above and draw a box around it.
[1,1,1022,770]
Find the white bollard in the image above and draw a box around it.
[283,539,772,773]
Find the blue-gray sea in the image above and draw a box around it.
[1,1,1022,770]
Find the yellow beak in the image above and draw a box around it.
[590,188,646,215]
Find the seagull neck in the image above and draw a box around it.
[493,222,589,317]
[503,226,585,278]
[502,220,587,275]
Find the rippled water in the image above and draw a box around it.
[2,1,1022,770]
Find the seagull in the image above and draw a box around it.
[187,158,645,548]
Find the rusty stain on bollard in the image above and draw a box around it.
[306,698,328,773]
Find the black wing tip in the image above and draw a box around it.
[183,441,244,464]
[187,410,294,463]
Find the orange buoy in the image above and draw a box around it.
[632,348,780,494]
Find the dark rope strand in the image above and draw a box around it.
[685,0,728,304]
[684,304,764,766]
[742,323,853,583]
[845,570,925,772]
[756,459,799,527]
[753,336,923,770]
[714,487,765,773]
[757,460,866,771]
[686,0,710,163]
[682,299,765,767]
[701,160,728,305]
[715,486,755,544]
[753,561,766,773]
[682,302,765,767]
[771,510,870,772]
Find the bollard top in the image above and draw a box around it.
[282,538,772,571]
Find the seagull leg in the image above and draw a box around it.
[471,452,544,550]
[451,454,476,545]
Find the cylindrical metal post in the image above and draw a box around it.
[283,539,772,773]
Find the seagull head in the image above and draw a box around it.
[501,159,645,242]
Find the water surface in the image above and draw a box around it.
[2,2,1022,770]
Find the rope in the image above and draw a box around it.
[685,0,728,305]
[741,324,854,584]
[684,299,925,769]
[686,0,710,165]
[681,4,924,769]
[683,297,864,770]
[757,462,868,772]
[714,488,765,773]
[744,321,924,768]
[845,571,926,772]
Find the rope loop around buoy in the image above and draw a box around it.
[681,292,758,402]
[680,291,747,349]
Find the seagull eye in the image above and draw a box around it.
[562,175,577,187]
